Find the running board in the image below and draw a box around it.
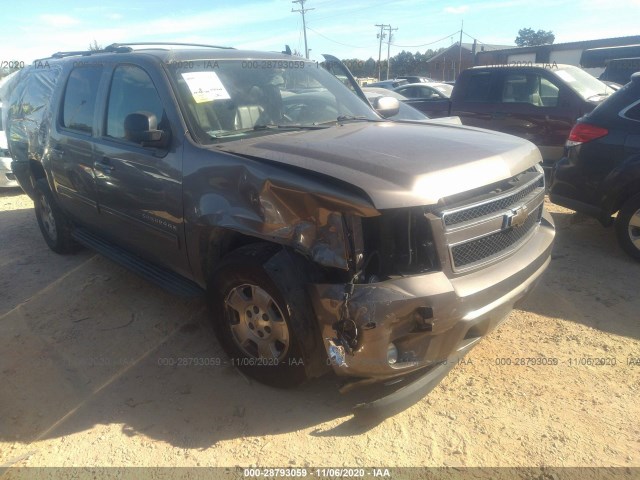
[72,227,204,297]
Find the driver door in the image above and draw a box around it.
[92,63,188,274]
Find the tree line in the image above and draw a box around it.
[340,48,446,78]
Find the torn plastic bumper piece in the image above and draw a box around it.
[310,213,554,415]
[326,339,347,368]
[352,341,477,420]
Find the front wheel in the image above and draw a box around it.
[208,243,321,388]
[615,193,640,261]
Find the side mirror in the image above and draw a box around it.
[373,96,400,118]
[124,112,168,147]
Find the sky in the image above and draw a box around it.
[1,0,639,64]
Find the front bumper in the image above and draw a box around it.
[0,157,19,188]
[309,210,555,385]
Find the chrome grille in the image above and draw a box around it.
[437,167,545,272]
[443,176,544,226]
[451,205,542,267]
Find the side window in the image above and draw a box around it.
[462,72,494,102]
[623,101,640,121]
[62,67,103,134]
[539,77,559,107]
[417,87,430,98]
[501,73,559,107]
[106,65,165,142]
[419,86,441,99]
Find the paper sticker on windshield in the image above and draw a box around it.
[181,71,231,103]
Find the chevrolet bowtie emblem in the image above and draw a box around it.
[504,205,529,229]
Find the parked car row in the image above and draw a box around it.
[396,75,435,84]
[364,78,408,90]
[394,64,618,167]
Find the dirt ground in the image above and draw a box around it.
[1,187,639,476]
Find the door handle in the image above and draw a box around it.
[491,112,507,119]
[94,157,116,175]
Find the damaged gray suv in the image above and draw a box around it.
[4,43,555,412]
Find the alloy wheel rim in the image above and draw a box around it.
[628,208,640,250]
[39,193,57,240]
[224,283,290,360]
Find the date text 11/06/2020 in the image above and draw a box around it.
[155,356,475,368]
[156,356,640,368]
[243,468,391,478]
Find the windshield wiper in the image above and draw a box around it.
[209,124,327,139]
[336,115,376,122]
[253,124,329,131]
[209,130,246,139]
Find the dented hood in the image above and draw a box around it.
[215,121,542,209]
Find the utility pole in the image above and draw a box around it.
[292,0,314,59]
[386,25,398,80]
[375,24,387,81]
[458,20,463,78]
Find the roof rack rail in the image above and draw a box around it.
[41,42,234,61]
[106,42,235,50]
[45,44,131,60]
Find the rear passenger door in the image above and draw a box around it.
[92,63,188,274]
[489,70,573,163]
[49,65,104,227]
[451,70,502,128]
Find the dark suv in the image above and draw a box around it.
[550,73,640,260]
[415,64,616,167]
[599,58,640,86]
[4,43,555,411]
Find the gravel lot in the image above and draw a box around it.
[1,188,639,477]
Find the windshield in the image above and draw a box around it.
[167,59,380,143]
[552,65,613,101]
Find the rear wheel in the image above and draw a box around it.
[208,243,319,387]
[615,193,640,261]
[34,179,79,254]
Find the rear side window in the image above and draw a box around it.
[106,65,165,141]
[463,72,494,102]
[623,101,640,121]
[395,86,415,97]
[62,67,103,134]
[501,73,559,107]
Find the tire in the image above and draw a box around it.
[208,243,320,388]
[34,178,79,254]
[615,193,640,261]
